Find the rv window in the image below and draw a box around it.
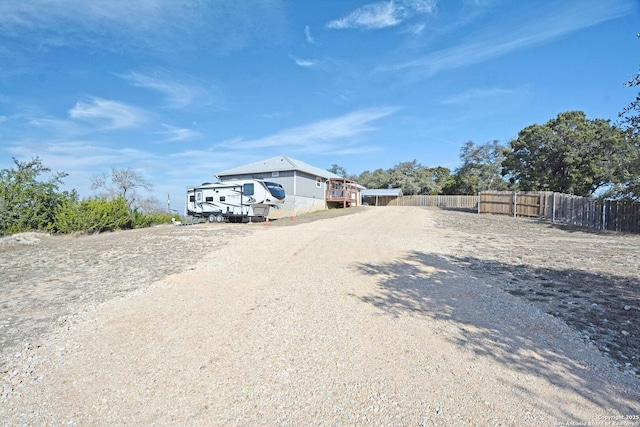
[243,183,254,196]
[205,196,213,202]
[220,196,225,202]
[196,192,202,202]
[265,181,285,200]
[189,195,195,202]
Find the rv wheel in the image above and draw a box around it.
[208,214,216,223]
[215,214,224,223]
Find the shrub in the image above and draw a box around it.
[1,158,174,236]
[0,157,69,236]
[54,197,133,233]
[131,211,176,228]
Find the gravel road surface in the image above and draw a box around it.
[1,207,639,426]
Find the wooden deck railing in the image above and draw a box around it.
[326,178,360,208]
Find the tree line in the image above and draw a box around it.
[3,47,639,236]
[3,107,638,237]
[332,109,640,201]
[0,158,174,236]
[334,40,640,200]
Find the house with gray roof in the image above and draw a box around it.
[216,155,357,218]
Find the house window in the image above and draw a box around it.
[316,177,322,188]
[272,171,279,177]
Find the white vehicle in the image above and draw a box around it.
[185,179,285,223]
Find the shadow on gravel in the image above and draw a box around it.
[449,254,640,373]
[355,250,639,419]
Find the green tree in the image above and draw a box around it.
[357,168,391,189]
[600,125,640,202]
[502,111,628,196]
[328,164,348,178]
[0,157,73,235]
[388,160,423,195]
[388,160,448,195]
[428,166,454,195]
[612,41,640,201]
[356,162,452,195]
[618,35,640,137]
[446,140,509,194]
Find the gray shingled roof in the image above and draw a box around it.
[216,155,342,179]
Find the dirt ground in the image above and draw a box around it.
[1,207,639,426]
[432,209,640,375]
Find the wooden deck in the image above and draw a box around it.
[326,178,360,208]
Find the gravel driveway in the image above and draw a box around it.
[1,207,639,426]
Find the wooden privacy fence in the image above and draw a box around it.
[388,195,478,210]
[479,191,640,234]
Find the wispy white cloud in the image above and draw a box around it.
[327,0,436,30]
[376,0,634,77]
[327,2,401,30]
[5,139,153,177]
[7,140,150,167]
[28,116,86,136]
[68,97,147,129]
[220,107,398,152]
[117,71,220,109]
[305,25,315,43]
[289,54,316,68]
[155,124,201,142]
[2,106,392,207]
[0,0,286,55]
[404,23,426,35]
[3,139,163,197]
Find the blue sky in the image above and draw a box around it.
[1,0,639,212]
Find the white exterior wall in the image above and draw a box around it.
[269,194,327,219]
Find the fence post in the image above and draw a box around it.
[477,192,481,215]
[602,202,606,231]
[513,191,517,217]
[552,193,556,223]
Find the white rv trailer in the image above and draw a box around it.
[185,179,285,223]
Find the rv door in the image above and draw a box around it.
[195,190,203,213]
